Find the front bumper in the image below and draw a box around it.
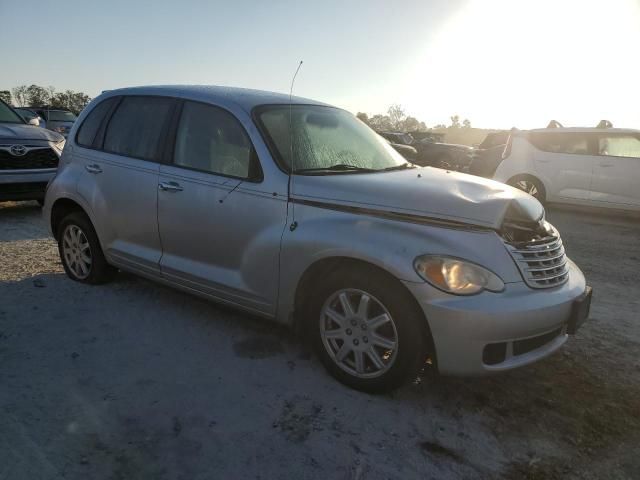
[0,169,57,201]
[403,259,587,376]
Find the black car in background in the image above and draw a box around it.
[377,132,417,161]
[379,130,475,171]
[24,107,77,138]
[468,130,509,177]
[413,137,475,171]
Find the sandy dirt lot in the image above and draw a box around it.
[1,201,639,479]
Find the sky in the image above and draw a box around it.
[1,0,639,129]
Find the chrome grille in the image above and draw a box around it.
[504,230,569,289]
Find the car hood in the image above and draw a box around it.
[0,123,64,142]
[292,167,544,230]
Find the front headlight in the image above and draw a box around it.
[413,256,504,295]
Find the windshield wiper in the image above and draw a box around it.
[380,162,417,172]
[294,164,377,174]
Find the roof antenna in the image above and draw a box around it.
[288,60,303,231]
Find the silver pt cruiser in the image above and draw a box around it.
[44,86,591,392]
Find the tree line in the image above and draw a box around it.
[0,85,92,115]
[356,105,471,132]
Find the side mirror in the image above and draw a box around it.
[27,118,39,126]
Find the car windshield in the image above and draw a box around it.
[47,110,77,122]
[16,109,37,120]
[256,105,407,174]
[0,101,25,124]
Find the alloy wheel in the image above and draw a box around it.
[319,289,399,379]
[515,180,539,198]
[62,224,92,280]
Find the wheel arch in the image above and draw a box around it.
[292,256,436,363]
[506,173,547,203]
[50,197,90,241]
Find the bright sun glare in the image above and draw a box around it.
[402,0,640,129]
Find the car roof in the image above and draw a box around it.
[99,85,331,113]
[525,127,640,134]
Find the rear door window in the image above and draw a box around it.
[104,96,174,161]
[598,135,640,158]
[76,97,119,148]
[529,133,591,155]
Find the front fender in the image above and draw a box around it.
[276,203,521,324]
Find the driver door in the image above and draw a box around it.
[157,100,288,315]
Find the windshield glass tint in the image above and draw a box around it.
[0,102,24,124]
[257,105,406,173]
[47,110,77,122]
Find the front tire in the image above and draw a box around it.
[508,175,546,204]
[305,267,428,393]
[57,211,116,284]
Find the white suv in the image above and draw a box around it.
[492,125,640,210]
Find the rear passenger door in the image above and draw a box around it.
[75,95,175,275]
[591,133,640,207]
[528,132,597,202]
[157,100,287,315]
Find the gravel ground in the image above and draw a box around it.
[1,200,639,480]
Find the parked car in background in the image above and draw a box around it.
[414,137,475,171]
[14,107,46,127]
[0,99,64,204]
[45,85,590,392]
[27,107,77,137]
[387,141,417,161]
[492,123,640,210]
[379,137,417,161]
[379,130,474,171]
[377,131,418,161]
[378,131,414,146]
[410,131,445,143]
[468,130,509,177]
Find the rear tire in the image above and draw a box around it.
[57,211,116,284]
[304,266,428,393]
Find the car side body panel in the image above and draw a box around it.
[275,201,524,325]
[44,86,591,380]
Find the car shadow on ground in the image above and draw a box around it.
[2,269,639,479]
[2,203,640,478]
[0,201,49,242]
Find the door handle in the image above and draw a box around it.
[599,163,614,168]
[85,164,102,174]
[158,181,183,192]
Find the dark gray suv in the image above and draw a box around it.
[0,100,65,203]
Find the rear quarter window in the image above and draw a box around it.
[76,97,119,148]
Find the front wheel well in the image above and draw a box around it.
[51,198,87,240]
[293,256,436,364]
[506,174,547,203]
